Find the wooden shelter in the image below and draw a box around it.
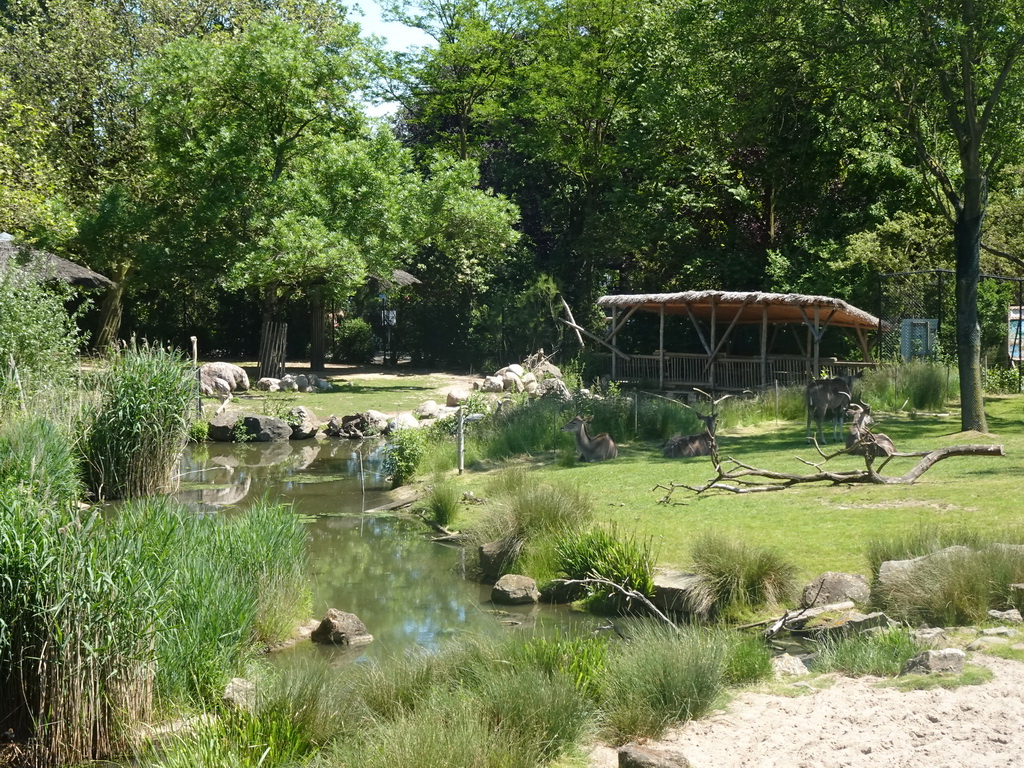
[0,234,113,289]
[571,290,881,391]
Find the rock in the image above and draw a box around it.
[981,626,1019,637]
[279,374,299,392]
[386,412,419,433]
[479,539,518,581]
[803,610,897,640]
[491,574,539,605]
[537,377,571,400]
[242,414,292,442]
[876,546,973,592]
[912,627,948,646]
[507,363,525,377]
[287,406,320,440]
[363,410,390,435]
[988,608,1023,623]
[802,572,871,607]
[967,635,1011,650]
[222,677,256,711]
[900,648,966,676]
[618,743,690,768]
[315,376,333,392]
[254,377,281,391]
[208,411,242,442]
[783,601,856,630]
[480,375,504,393]
[310,609,374,647]
[446,389,470,407]
[502,370,524,392]
[199,362,250,394]
[416,400,444,419]
[533,360,563,379]
[772,653,809,678]
[652,570,708,617]
[295,374,308,390]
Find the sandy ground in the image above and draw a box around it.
[588,654,1024,768]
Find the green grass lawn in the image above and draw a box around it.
[435,395,1024,581]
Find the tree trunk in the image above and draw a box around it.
[93,262,132,351]
[955,172,988,434]
[258,287,287,379]
[309,288,326,372]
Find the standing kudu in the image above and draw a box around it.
[561,415,618,462]
[806,377,852,444]
[663,412,718,458]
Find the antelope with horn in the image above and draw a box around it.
[845,400,896,469]
[662,388,730,458]
[561,415,618,462]
[806,377,852,444]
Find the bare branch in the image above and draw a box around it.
[554,577,675,626]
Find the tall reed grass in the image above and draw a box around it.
[812,626,924,677]
[863,524,1015,582]
[859,361,957,412]
[0,492,308,765]
[555,525,656,614]
[81,341,196,499]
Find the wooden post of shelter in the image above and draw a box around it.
[611,305,618,381]
[659,302,666,389]
[760,305,769,387]
[709,298,717,390]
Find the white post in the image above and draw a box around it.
[457,406,465,474]
[191,335,202,417]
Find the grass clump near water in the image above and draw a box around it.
[554,525,656,614]
[471,466,594,578]
[864,524,1024,582]
[422,474,461,528]
[811,626,925,677]
[686,533,799,621]
[81,340,197,499]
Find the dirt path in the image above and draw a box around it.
[588,654,1024,768]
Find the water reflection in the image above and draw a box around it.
[175,439,593,665]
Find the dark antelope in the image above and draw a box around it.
[663,412,718,458]
[561,415,618,462]
[845,401,895,467]
[806,377,852,444]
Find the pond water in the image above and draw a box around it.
[175,439,595,666]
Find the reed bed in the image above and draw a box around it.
[81,340,197,500]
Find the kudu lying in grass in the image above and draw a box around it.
[845,401,896,469]
[663,412,718,458]
[806,377,852,444]
[561,415,618,462]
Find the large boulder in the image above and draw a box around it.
[254,377,281,392]
[199,362,250,395]
[287,406,320,440]
[363,410,390,435]
[491,574,540,605]
[415,400,444,420]
[387,412,420,433]
[618,743,691,768]
[802,572,871,607]
[241,414,292,442]
[651,569,708,617]
[876,546,973,593]
[208,411,242,442]
[479,376,504,393]
[310,609,373,646]
[479,539,517,581]
[446,389,470,407]
[537,377,571,400]
[900,649,966,676]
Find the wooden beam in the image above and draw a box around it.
[659,303,666,390]
[606,304,640,340]
[560,295,585,347]
[559,318,632,360]
[761,305,769,387]
[684,304,712,355]
[710,296,752,358]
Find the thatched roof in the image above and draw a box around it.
[597,290,880,330]
[0,235,113,289]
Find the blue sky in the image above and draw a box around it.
[354,0,433,52]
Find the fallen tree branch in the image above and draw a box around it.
[658,443,1004,500]
[553,577,675,626]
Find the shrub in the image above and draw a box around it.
[722,632,774,685]
[81,340,196,499]
[382,427,427,487]
[859,361,957,412]
[687,533,799,620]
[864,524,1000,582]
[334,318,376,364]
[812,626,924,677]
[0,264,81,409]
[600,622,726,744]
[0,414,82,507]
[554,525,656,614]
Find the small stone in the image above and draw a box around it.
[967,636,1011,650]
[988,608,1023,624]
[310,609,373,647]
[772,653,809,678]
[981,626,1020,637]
[222,677,256,711]
[618,743,690,768]
[900,648,966,676]
[491,574,540,605]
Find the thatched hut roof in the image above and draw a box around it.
[0,234,114,289]
[597,290,880,330]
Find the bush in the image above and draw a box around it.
[422,475,461,528]
[382,427,427,487]
[334,318,377,364]
[864,524,1000,582]
[0,414,82,507]
[0,265,81,410]
[81,340,196,499]
[554,525,656,614]
[859,361,957,412]
[722,632,774,685]
[687,533,799,620]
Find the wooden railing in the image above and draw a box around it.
[600,353,875,390]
